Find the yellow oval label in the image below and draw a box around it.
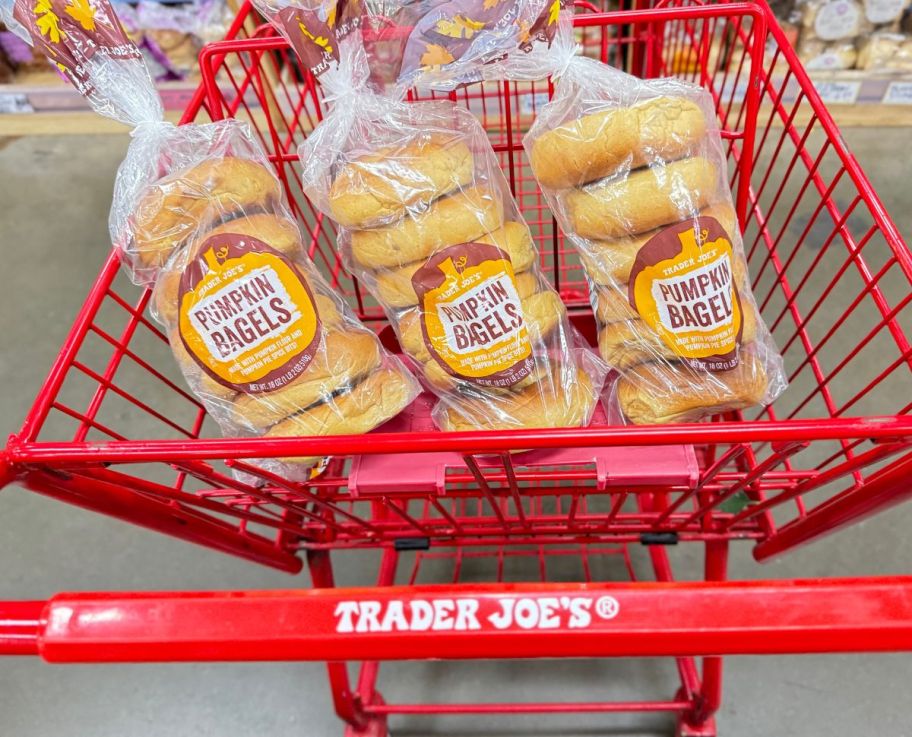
[629,216,743,371]
[412,243,534,387]
[178,233,321,393]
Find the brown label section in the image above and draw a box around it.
[412,242,533,387]
[13,0,141,95]
[275,2,362,79]
[629,216,743,371]
[519,0,569,52]
[178,234,322,393]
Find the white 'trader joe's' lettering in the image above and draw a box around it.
[333,597,608,633]
[334,599,483,633]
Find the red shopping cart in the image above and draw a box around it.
[2,1,912,735]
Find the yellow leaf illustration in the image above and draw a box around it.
[420,42,455,68]
[547,0,561,25]
[297,20,333,55]
[435,14,485,40]
[34,0,63,43]
[483,0,502,9]
[65,0,97,31]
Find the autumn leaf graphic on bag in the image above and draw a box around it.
[64,0,96,31]
[435,14,485,40]
[420,42,456,68]
[400,0,523,77]
[14,0,140,92]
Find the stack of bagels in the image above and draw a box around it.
[139,155,417,463]
[326,130,601,432]
[529,95,772,424]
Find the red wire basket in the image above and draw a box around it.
[2,1,910,567]
[2,3,912,734]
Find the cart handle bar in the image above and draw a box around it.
[3,577,912,662]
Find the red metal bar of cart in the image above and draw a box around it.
[4,577,912,662]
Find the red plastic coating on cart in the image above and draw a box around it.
[22,577,912,662]
[349,395,699,495]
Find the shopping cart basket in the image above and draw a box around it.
[2,1,912,735]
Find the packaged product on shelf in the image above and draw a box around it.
[797,37,858,68]
[1,0,420,471]
[857,30,912,68]
[524,53,788,425]
[799,0,870,43]
[254,0,607,433]
[863,0,911,28]
[118,0,229,81]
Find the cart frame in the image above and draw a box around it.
[2,1,912,735]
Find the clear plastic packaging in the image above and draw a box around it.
[356,0,573,90]
[798,37,859,68]
[524,56,788,425]
[256,1,608,432]
[4,0,420,471]
[140,120,421,469]
[799,0,871,43]
[862,0,911,27]
[856,29,912,68]
[2,0,163,126]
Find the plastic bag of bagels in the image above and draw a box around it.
[524,55,788,424]
[255,0,607,433]
[4,0,420,472]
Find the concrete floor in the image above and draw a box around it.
[1,130,911,737]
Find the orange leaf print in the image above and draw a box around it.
[483,0,503,9]
[34,0,63,43]
[420,42,455,68]
[64,0,97,31]
[435,14,485,39]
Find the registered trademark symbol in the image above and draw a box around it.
[595,596,619,620]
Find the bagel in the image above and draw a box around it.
[131,157,282,269]
[350,186,504,269]
[230,329,382,430]
[373,221,537,308]
[616,345,769,424]
[329,136,474,228]
[531,96,707,189]
[420,356,552,394]
[566,157,718,240]
[151,213,315,325]
[265,365,417,464]
[580,203,737,285]
[438,362,596,431]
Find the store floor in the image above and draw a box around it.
[1,130,910,737]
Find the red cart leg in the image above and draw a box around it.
[308,550,388,736]
[677,540,729,737]
[308,549,393,737]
